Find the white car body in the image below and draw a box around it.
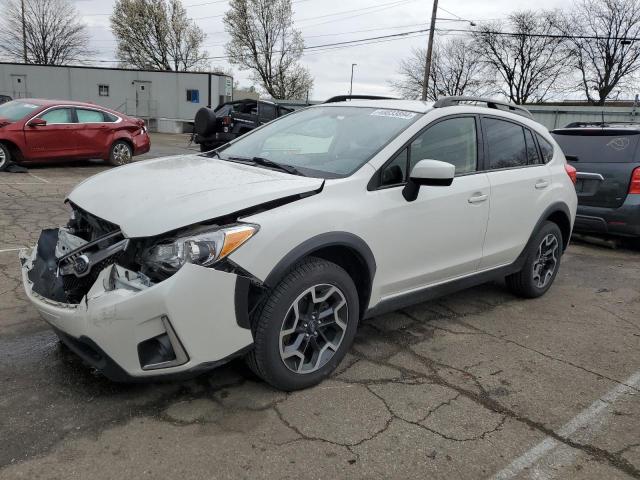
[20,98,577,385]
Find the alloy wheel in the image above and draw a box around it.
[279,284,348,374]
[0,146,6,169]
[112,143,132,165]
[532,233,559,289]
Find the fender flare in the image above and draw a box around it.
[513,202,573,270]
[263,231,377,289]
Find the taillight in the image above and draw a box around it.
[222,116,232,126]
[565,164,577,185]
[630,167,640,194]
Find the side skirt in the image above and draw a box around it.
[364,262,522,319]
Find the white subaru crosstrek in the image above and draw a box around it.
[21,96,577,390]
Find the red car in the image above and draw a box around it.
[0,99,150,171]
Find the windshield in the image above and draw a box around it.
[0,100,41,122]
[218,106,420,178]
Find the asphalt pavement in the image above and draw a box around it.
[1,134,639,479]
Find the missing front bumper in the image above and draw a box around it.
[21,239,254,381]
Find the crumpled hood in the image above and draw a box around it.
[68,155,324,237]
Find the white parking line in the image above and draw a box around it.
[28,173,50,183]
[492,371,640,479]
[0,181,77,186]
[0,247,24,253]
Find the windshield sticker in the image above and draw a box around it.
[370,109,416,120]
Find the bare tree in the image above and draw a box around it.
[0,0,91,64]
[224,0,313,99]
[111,0,209,71]
[559,0,640,105]
[390,38,492,100]
[472,11,569,104]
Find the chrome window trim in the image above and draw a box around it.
[26,105,123,125]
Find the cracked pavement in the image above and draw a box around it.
[1,137,639,479]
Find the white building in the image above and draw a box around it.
[0,62,233,133]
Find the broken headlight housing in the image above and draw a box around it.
[142,224,258,276]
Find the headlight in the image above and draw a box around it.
[142,224,258,274]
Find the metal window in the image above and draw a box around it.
[186,89,200,103]
[98,84,110,97]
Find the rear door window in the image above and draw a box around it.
[76,109,106,123]
[537,134,554,163]
[552,132,640,163]
[483,118,528,169]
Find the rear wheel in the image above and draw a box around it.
[0,143,11,171]
[109,140,133,166]
[246,257,359,391]
[506,221,563,298]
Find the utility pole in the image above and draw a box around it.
[21,0,27,63]
[421,0,438,101]
[349,63,357,95]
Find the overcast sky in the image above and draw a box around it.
[75,0,565,100]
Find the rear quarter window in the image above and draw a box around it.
[536,134,554,163]
[552,132,640,163]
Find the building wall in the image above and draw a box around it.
[528,105,640,130]
[0,63,233,130]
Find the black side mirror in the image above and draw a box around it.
[28,118,47,127]
[402,159,455,201]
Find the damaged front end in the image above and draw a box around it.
[22,204,152,305]
[20,203,259,380]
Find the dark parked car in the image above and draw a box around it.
[0,95,11,105]
[552,122,640,237]
[193,99,293,151]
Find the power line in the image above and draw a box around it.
[436,27,640,41]
[65,27,432,64]
[297,0,412,22]
[299,0,418,28]
[437,5,462,20]
[193,0,416,23]
[68,23,640,67]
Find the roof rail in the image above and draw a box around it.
[433,96,533,119]
[324,95,397,104]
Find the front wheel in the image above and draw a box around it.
[109,140,133,166]
[0,143,11,171]
[246,257,359,391]
[506,221,563,298]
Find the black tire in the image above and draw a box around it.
[506,221,563,298]
[246,257,359,391]
[194,107,217,136]
[108,140,133,166]
[0,143,11,172]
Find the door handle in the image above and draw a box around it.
[535,180,550,189]
[468,193,488,204]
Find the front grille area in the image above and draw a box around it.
[28,206,131,304]
[61,252,124,303]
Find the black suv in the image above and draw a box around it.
[193,99,293,151]
[552,122,640,237]
[0,95,11,105]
